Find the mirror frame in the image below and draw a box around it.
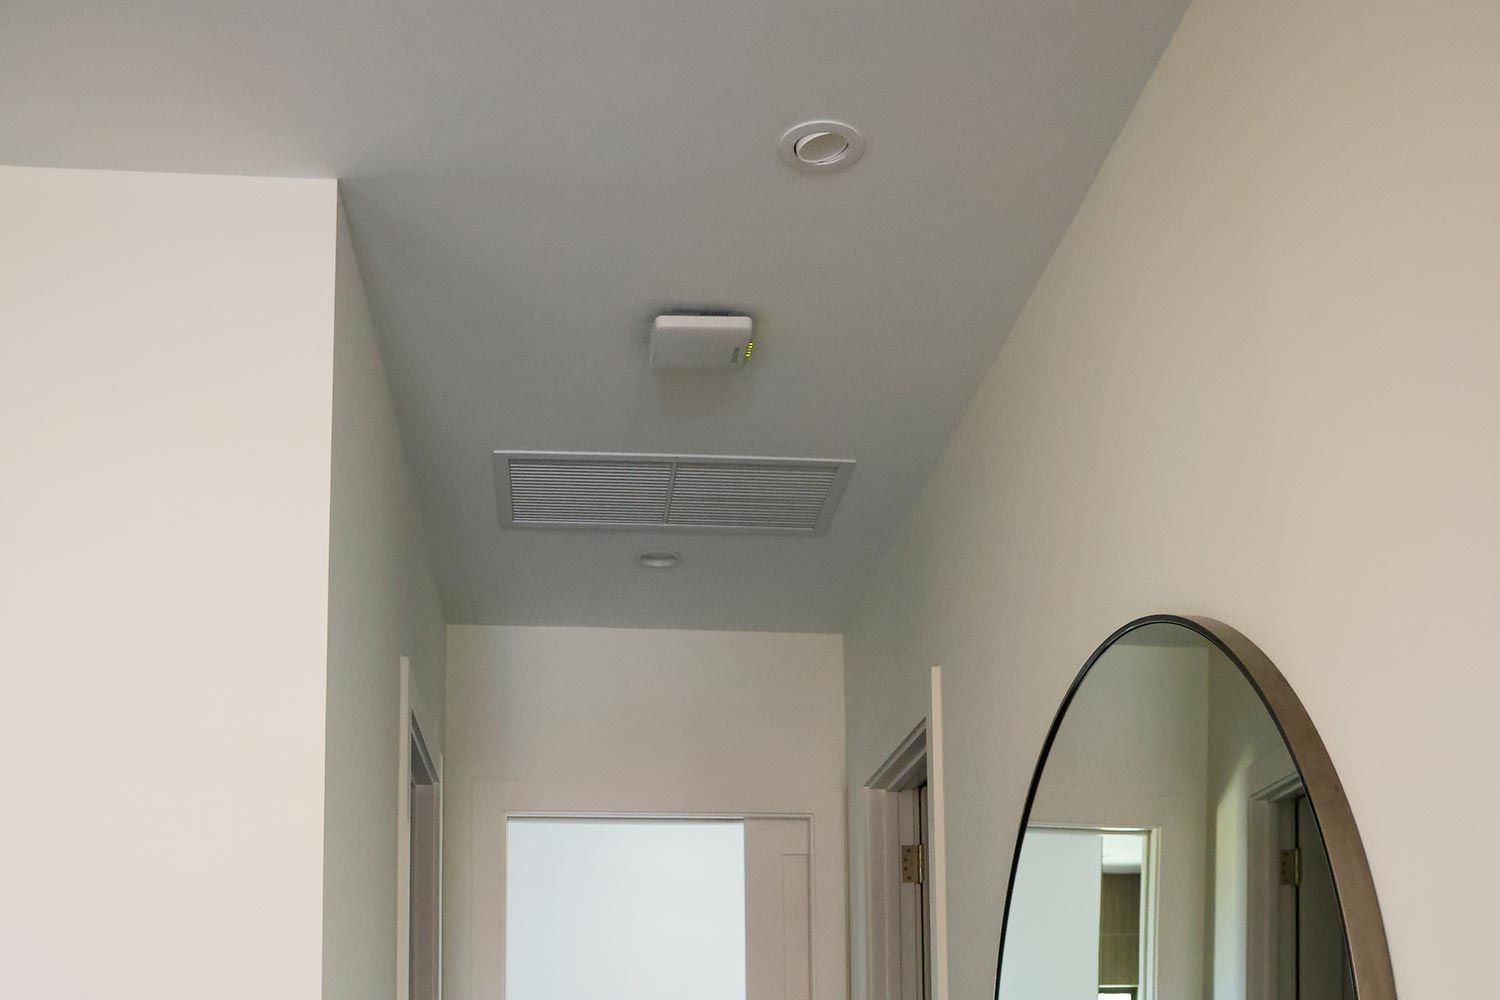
[993,614,1395,1000]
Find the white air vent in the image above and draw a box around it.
[494,451,854,535]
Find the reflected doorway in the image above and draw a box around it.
[1276,796,1354,1000]
[999,826,1156,1000]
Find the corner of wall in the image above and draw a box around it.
[323,199,449,1000]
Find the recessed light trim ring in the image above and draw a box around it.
[779,120,865,173]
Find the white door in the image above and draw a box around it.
[504,815,813,1000]
[996,828,1103,1000]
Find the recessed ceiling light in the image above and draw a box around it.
[779,120,864,173]
[637,551,680,568]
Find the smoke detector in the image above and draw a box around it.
[649,314,754,370]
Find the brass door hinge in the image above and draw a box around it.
[1280,848,1302,887]
[901,843,925,884]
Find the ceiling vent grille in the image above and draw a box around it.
[494,451,854,535]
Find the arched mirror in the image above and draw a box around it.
[995,616,1394,1000]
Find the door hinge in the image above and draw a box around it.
[1280,848,1302,887]
[901,843,925,884]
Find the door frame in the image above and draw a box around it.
[397,656,443,1000]
[864,666,951,1000]
[865,721,929,1000]
[1021,823,1160,1000]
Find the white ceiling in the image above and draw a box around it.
[3,0,1189,631]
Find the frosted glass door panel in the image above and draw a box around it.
[505,817,747,1000]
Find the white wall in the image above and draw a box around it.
[443,625,847,1000]
[1,166,337,998]
[843,1,1500,998]
[322,203,447,1000]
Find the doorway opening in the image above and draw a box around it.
[1248,770,1355,1000]
[407,716,440,1000]
[1274,795,1355,1000]
[998,825,1156,1000]
[1097,831,1149,1000]
[865,723,932,1000]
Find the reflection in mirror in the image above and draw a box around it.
[996,622,1355,1000]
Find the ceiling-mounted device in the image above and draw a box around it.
[778,120,865,172]
[494,451,854,535]
[649,314,754,370]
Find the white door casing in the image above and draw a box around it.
[746,817,813,1000]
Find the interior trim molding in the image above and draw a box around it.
[992,614,1396,1000]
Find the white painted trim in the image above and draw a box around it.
[927,666,950,1000]
[507,809,808,820]
[397,657,444,1000]
[1142,826,1160,1000]
[864,788,902,1000]
[396,656,413,1000]
[434,765,445,1000]
[867,722,928,791]
[863,721,928,1000]
[860,671,953,1000]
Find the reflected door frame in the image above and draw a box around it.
[1023,823,1161,1000]
[1246,757,1305,1000]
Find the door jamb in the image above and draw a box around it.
[862,667,949,1000]
[398,657,444,1000]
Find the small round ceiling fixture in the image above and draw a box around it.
[637,551,680,569]
[779,120,864,173]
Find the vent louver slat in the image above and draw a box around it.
[495,452,853,535]
[668,463,838,531]
[507,459,673,525]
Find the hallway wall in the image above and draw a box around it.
[442,625,847,1000]
[322,202,448,1000]
[1,166,337,998]
[842,0,1500,997]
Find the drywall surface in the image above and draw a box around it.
[322,202,447,1000]
[443,625,847,1000]
[1029,644,1209,1000]
[1,166,337,997]
[842,0,1500,997]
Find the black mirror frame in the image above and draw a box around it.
[992,614,1396,1000]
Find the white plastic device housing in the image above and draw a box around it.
[649,315,754,369]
